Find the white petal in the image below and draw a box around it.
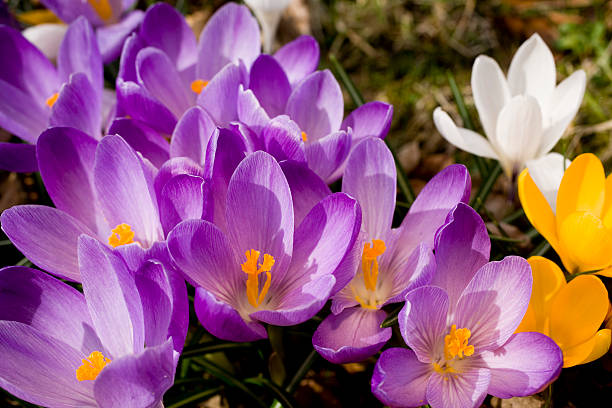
[507,33,556,116]
[245,0,292,53]
[526,152,571,214]
[433,107,498,159]
[537,70,586,156]
[22,23,68,62]
[493,95,543,174]
[471,55,511,139]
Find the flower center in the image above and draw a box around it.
[45,92,58,108]
[87,0,113,22]
[444,324,474,360]
[352,239,386,309]
[108,223,135,248]
[301,131,308,142]
[76,351,111,381]
[190,79,209,94]
[241,249,275,308]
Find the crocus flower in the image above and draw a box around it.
[519,153,612,277]
[517,256,611,367]
[38,0,144,62]
[1,130,205,282]
[0,17,103,172]
[312,138,471,363]
[434,33,585,177]
[371,204,563,408]
[244,0,292,53]
[167,151,361,341]
[239,60,393,182]
[22,23,68,61]
[0,234,187,407]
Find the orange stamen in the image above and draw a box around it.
[76,351,111,381]
[301,131,308,142]
[444,324,474,360]
[108,223,135,248]
[361,239,386,291]
[87,0,113,22]
[241,250,274,308]
[45,92,59,108]
[190,79,209,94]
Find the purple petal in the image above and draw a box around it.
[194,287,267,342]
[342,138,396,240]
[237,86,270,137]
[384,242,436,305]
[371,348,431,408]
[226,151,294,284]
[426,366,490,408]
[0,79,49,143]
[409,164,471,214]
[430,203,490,308]
[78,235,145,358]
[274,35,319,86]
[154,156,205,200]
[197,63,245,125]
[58,17,102,92]
[482,332,562,398]
[249,54,291,117]
[37,127,105,233]
[454,256,532,352]
[116,79,177,134]
[93,339,175,408]
[0,205,95,281]
[280,160,331,227]
[196,3,260,80]
[341,101,393,142]
[399,286,449,363]
[136,47,194,119]
[0,25,59,103]
[50,72,102,138]
[108,118,170,168]
[160,174,208,235]
[97,10,144,63]
[139,3,196,71]
[118,32,144,83]
[94,135,163,247]
[304,130,351,183]
[0,266,101,354]
[170,106,216,166]
[313,307,391,364]
[0,143,37,172]
[262,115,306,163]
[0,321,95,407]
[286,70,343,141]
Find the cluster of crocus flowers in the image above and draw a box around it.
[519,152,612,277]
[434,33,586,178]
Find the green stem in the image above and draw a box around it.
[15,257,32,267]
[0,239,12,246]
[181,342,253,358]
[166,386,224,408]
[471,163,502,212]
[502,208,525,224]
[380,304,403,328]
[246,378,296,408]
[286,349,318,394]
[529,240,551,257]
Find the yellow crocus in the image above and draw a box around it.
[517,256,611,367]
[518,153,612,276]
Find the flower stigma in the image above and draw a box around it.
[108,223,135,248]
[433,324,475,379]
[45,92,59,108]
[241,249,275,308]
[76,351,111,381]
[301,131,308,142]
[352,239,386,309]
[190,79,209,94]
[87,0,113,22]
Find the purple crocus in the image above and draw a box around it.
[312,138,471,363]
[371,204,563,408]
[167,151,361,341]
[238,58,393,182]
[0,130,204,282]
[0,234,187,407]
[0,17,104,172]
[40,0,144,62]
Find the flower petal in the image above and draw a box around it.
[426,365,490,408]
[341,101,393,142]
[0,79,49,143]
[96,10,144,63]
[196,3,260,80]
[249,54,291,117]
[58,17,102,92]
[170,106,216,166]
[371,348,431,408]
[556,153,605,223]
[237,86,270,136]
[305,129,352,183]
[471,55,511,139]
[274,35,319,86]
[525,152,570,213]
[197,63,245,125]
[312,307,391,364]
[116,79,177,134]
[409,163,471,215]
[50,72,102,138]
[22,23,67,62]
[482,332,562,398]
[0,142,38,172]
[562,329,611,367]
[262,115,307,163]
[159,174,208,235]
[558,211,612,272]
[108,118,170,169]
[433,108,498,159]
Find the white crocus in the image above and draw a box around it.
[434,33,586,177]
[526,152,571,213]
[22,23,67,62]
[245,0,292,53]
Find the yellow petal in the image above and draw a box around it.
[550,275,609,350]
[558,211,612,272]
[596,267,612,278]
[518,169,561,252]
[516,304,538,333]
[517,257,565,334]
[556,153,605,223]
[562,329,611,367]
[17,10,62,25]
